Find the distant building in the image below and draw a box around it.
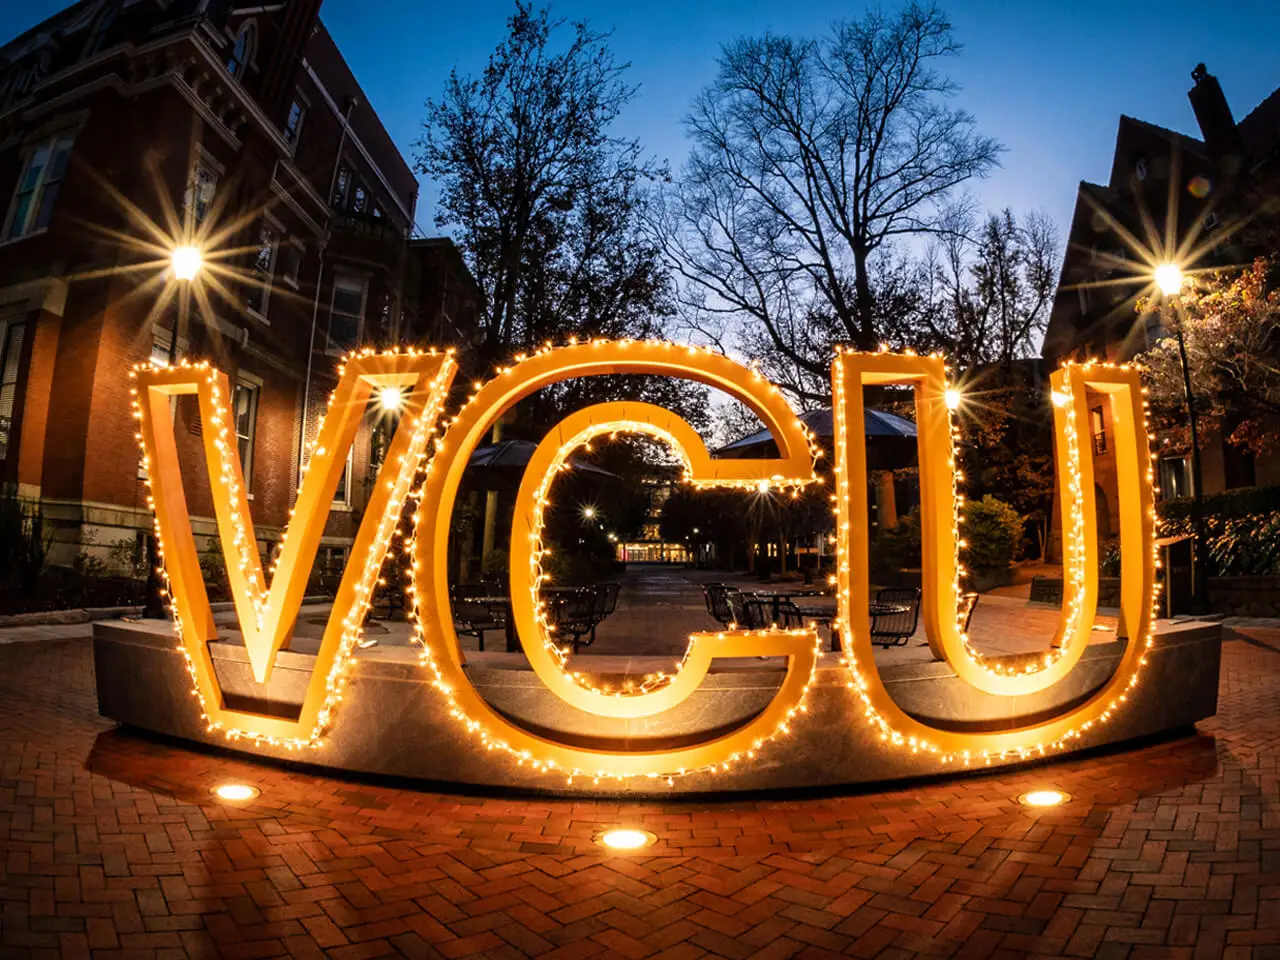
[0,0,478,569]
[614,477,693,565]
[1042,65,1280,552]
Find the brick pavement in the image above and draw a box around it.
[1,628,1278,958]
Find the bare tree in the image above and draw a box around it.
[417,2,667,371]
[908,208,1058,368]
[655,2,1000,402]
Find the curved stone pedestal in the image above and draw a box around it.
[93,619,1221,796]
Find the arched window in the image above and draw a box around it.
[226,22,255,78]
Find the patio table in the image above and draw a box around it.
[455,594,518,651]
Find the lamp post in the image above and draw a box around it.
[167,245,202,362]
[145,245,203,619]
[1155,262,1207,613]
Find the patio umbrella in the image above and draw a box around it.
[713,406,917,471]
[464,439,619,487]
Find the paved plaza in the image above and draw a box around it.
[1,568,1278,958]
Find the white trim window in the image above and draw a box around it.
[226,22,256,78]
[333,447,353,506]
[332,165,352,208]
[327,273,366,352]
[279,240,302,289]
[4,133,75,240]
[138,333,181,479]
[0,315,26,461]
[283,98,306,150]
[233,378,261,491]
[245,221,277,318]
[184,157,218,229]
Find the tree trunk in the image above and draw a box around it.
[852,246,877,351]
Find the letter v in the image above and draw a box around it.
[132,351,457,747]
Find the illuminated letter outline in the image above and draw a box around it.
[133,350,456,747]
[831,352,1158,761]
[411,341,823,779]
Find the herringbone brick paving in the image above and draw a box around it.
[1,630,1277,959]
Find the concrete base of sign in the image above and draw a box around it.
[93,618,1221,796]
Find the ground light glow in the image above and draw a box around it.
[210,783,260,801]
[1018,789,1069,808]
[595,828,657,851]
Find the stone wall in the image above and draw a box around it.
[1029,576,1122,608]
[1206,576,1280,617]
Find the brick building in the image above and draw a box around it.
[0,0,477,572]
[1041,65,1280,552]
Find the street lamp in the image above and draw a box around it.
[379,386,404,412]
[167,244,203,363]
[1154,262,1184,296]
[145,243,205,619]
[170,245,203,282]
[1155,261,1207,613]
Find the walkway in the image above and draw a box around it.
[0,602,1277,956]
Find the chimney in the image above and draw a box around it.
[1188,63,1244,159]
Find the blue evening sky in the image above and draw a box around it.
[4,1,1277,240]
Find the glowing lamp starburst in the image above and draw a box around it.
[1154,262,1184,296]
[379,386,404,411]
[170,245,203,281]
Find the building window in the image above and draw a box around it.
[1158,457,1190,502]
[280,242,302,288]
[334,448,352,505]
[328,273,366,350]
[283,99,305,149]
[1090,405,1107,456]
[138,334,181,479]
[332,165,352,208]
[4,133,75,240]
[233,379,260,489]
[352,183,368,213]
[0,318,27,460]
[245,222,277,317]
[184,158,218,228]
[1223,440,1256,491]
[226,22,255,78]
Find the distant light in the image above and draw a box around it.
[582,506,596,519]
[171,245,203,281]
[1154,262,1184,296]
[379,386,404,411]
[1018,789,1068,808]
[595,827,657,851]
[692,527,700,534]
[211,783,259,802]
[944,387,963,412]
